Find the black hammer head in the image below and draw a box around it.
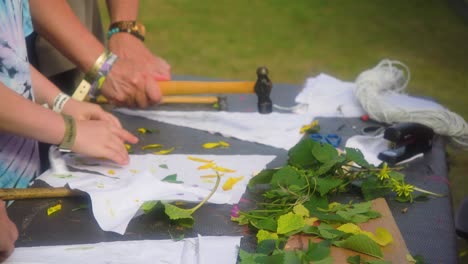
[254,66,273,114]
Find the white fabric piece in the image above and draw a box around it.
[116,109,314,150]
[345,134,423,166]
[38,154,275,234]
[5,236,242,264]
[293,73,365,117]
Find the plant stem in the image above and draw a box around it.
[189,172,221,213]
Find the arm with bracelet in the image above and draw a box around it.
[28,0,164,108]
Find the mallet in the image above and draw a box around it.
[73,67,273,113]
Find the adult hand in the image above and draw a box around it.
[101,57,163,108]
[62,99,122,128]
[108,33,171,81]
[0,201,18,263]
[72,119,138,165]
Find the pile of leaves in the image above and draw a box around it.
[232,137,435,263]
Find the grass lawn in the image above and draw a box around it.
[102,0,467,260]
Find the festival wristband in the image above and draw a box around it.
[88,53,119,98]
[52,92,71,113]
[58,114,76,152]
[84,51,109,83]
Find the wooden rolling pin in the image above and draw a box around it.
[0,187,82,200]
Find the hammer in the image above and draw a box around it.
[73,67,273,113]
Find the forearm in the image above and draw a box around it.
[29,0,105,73]
[30,65,61,107]
[106,0,139,22]
[0,84,65,145]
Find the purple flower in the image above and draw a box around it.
[230,204,240,218]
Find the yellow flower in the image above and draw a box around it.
[392,181,415,197]
[299,120,319,134]
[377,163,390,181]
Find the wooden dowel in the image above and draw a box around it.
[0,187,82,200]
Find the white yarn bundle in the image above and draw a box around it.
[354,59,468,149]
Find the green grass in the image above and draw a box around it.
[102,0,468,258]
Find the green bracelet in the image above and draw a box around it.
[58,114,76,152]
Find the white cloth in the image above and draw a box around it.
[116,109,314,150]
[5,235,242,264]
[38,154,275,234]
[294,73,365,117]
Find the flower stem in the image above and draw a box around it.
[413,186,445,197]
[189,172,221,213]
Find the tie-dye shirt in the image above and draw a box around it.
[0,0,40,188]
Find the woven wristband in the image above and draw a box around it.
[88,52,119,98]
[84,51,109,83]
[52,92,71,113]
[58,114,76,152]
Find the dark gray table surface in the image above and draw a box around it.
[7,80,457,264]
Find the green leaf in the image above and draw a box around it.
[250,218,278,232]
[311,141,338,163]
[288,139,320,169]
[316,177,343,196]
[277,212,305,234]
[304,240,331,262]
[248,169,277,189]
[345,148,370,168]
[317,223,348,240]
[159,164,168,169]
[293,204,310,217]
[256,239,277,255]
[361,177,392,201]
[141,201,158,213]
[270,166,306,188]
[239,249,266,264]
[256,230,279,244]
[161,174,183,184]
[303,195,329,211]
[347,255,361,264]
[316,155,346,176]
[365,260,392,264]
[162,203,193,221]
[334,234,383,259]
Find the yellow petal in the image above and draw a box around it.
[153,147,175,155]
[222,176,244,191]
[137,128,147,134]
[406,254,417,263]
[213,166,236,173]
[187,156,213,163]
[47,203,62,216]
[202,142,220,149]
[130,169,138,174]
[125,144,132,151]
[107,169,116,175]
[142,144,163,150]
[218,141,230,147]
[197,162,216,170]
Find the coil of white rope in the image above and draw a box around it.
[354,59,468,149]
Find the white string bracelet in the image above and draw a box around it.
[52,92,71,113]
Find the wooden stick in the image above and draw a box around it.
[0,187,82,200]
[96,95,219,105]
